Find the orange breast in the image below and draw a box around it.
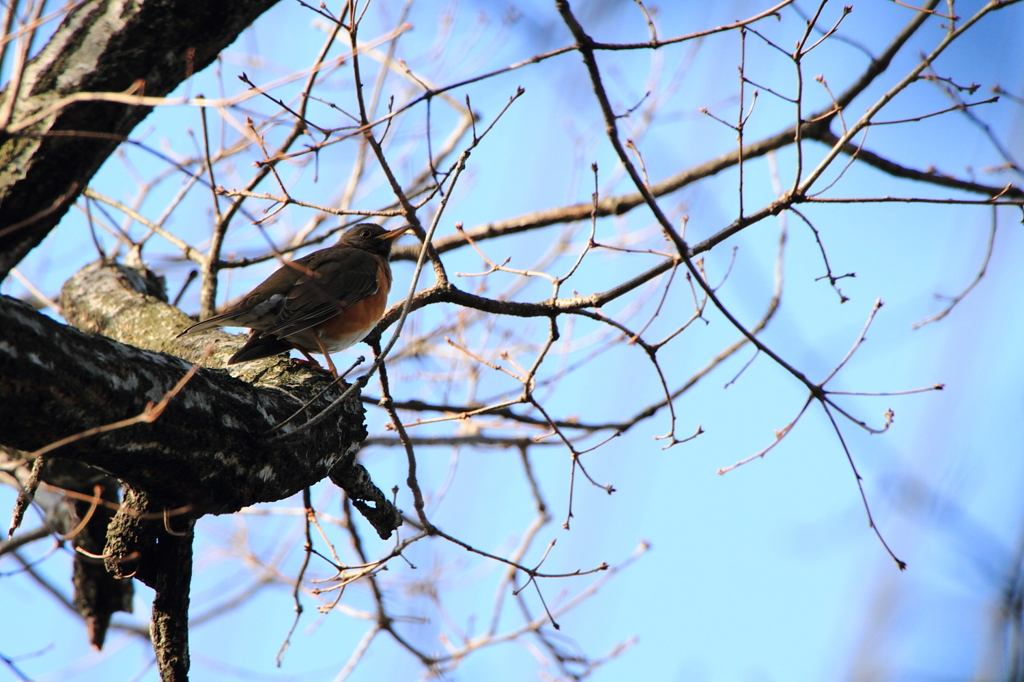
[313,263,391,350]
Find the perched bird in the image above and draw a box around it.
[178,223,411,376]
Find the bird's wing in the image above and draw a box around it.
[176,253,312,335]
[263,248,382,338]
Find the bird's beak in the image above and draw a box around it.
[377,225,413,242]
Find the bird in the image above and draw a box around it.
[178,223,411,377]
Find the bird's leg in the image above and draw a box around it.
[313,335,339,378]
[294,347,326,372]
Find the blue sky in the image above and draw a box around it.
[3,1,1024,681]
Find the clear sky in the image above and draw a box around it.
[3,1,1024,681]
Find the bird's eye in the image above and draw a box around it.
[361,229,371,238]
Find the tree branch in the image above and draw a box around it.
[0,262,398,533]
[0,0,282,279]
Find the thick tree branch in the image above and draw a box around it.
[1,287,359,513]
[1,262,401,537]
[0,0,282,279]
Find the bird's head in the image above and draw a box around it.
[339,223,413,257]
